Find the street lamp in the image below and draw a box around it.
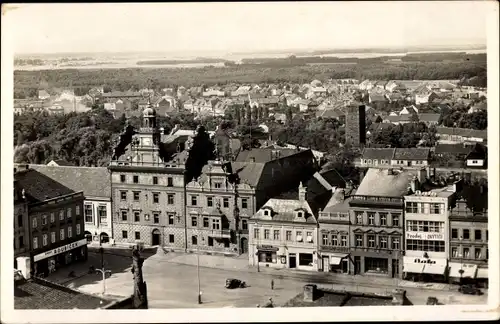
[95,268,111,296]
[197,250,202,304]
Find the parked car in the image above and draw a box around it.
[458,284,482,295]
[225,278,247,289]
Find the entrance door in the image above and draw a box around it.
[240,238,248,254]
[342,259,349,273]
[152,229,161,246]
[289,254,296,268]
[322,256,330,272]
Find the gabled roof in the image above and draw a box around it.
[393,148,430,161]
[361,148,395,160]
[252,198,316,224]
[25,164,111,198]
[231,162,265,188]
[14,169,76,203]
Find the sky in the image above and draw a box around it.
[5,2,492,55]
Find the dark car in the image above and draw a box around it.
[225,278,247,289]
[458,284,482,295]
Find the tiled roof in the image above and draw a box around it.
[14,169,76,203]
[361,148,395,160]
[253,198,316,224]
[27,164,111,198]
[315,108,345,119]
[434,144,473,155]
[393,148,430,160]
[235,148,298,163]
[356,168,419,197]
[15,277,114,309]
[368,123,394,132]
[322,189,354,213]
[436,127,487,139]
[418,113,440,123]
[231,162,265,187]
[49,159,75,166]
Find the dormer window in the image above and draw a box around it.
[263,210,270,217]
[296,211,304,218]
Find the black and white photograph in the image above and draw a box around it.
[1,1,498,322]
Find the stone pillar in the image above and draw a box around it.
[303,284,317,302]
[16,257,31,280]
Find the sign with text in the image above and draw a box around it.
[406,231,444,241]
[34,238,88,262]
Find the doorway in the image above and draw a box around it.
[240,237,248,254]
[289,254,296,269]
[322,256,330,272]
[342,259,349,273]
[152,229,161,246]
[100,232,109,244]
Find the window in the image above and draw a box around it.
[167,194,175,205]
[212,219,220,230]
[153,176,158,185]
[42,234,48,246]
[259,251,277,263]
[452,247,458,258]
[332,235,338,246]
[474,230,482,241]
[133,191,140,201]
[486,230,488,241]
[135,232,140,240]
[355,234,363,247]
[368,213,375,225]
[19,236,24,248]
[167,177,173,187]
[392,214,400,227]
[153,213,160,224]
[430,203,442,214]
[192,236,198,245]
[153,193,159,203]
[203,217,209,228]
[214,182,222,189]
[296,231,303,242]
[134,211,140,222]
[133,175,139,184]
[208,237,214,246]
[273,230,280,240]
[223,197,229,208]
[51,232,56,243]
[60,228,65,240]
[241,198,248,209]
[341,235,347,247]
[191,195,198,206]
[59,210,64,220]
[368,235,375,248]
[286,231,292,241]
[264,229,270,239]
[191,216,198,227]
[67,208,72,218]
[207,197,213,207]
[380,236,388,249]
[405,240,445,252]
[168,214,174,225]
[405,202,418,213]
[50,212,55,223]
[463,247,470,258]
[242,219,248,230]
[322,234,329,245]
[121,210,128,221]
[120,174,126,183]
[298,253,313,266]
[475,248,482,259]
[42,215,47,225]
[76,224,81,235]
[76,205,80,216]
[68,227,72,238]
[169,234,174,243]
[254,228,260,239]
[379,213,387,226]
[120,191,127,201]
[451,228,458,239]
[463,229,470,240]
[32,217,37,228]
[224,240,230,248]
[392,237,400,250]
[355,211,363,224]
[122,231,128,239]
[33,237,38,249]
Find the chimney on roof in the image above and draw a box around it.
[299,182,307,202]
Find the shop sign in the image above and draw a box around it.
[406,231,444,241]
[34,238,87,262]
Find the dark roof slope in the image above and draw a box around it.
[434,144,473,155]
[393,148,430,160]
[14,169,76,203]
[235,148,298,163]
[361,148,395,160]
[24,165,111,198]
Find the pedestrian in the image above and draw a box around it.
[271,279,274,290]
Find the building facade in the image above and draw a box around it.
[403,186,456,283]
[249,185,319,271]
[14,180,30,266]
[448,199,488,287]
[109,107,187,250]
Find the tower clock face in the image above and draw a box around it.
[142,137,152,146]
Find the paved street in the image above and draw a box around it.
[45,249,488,308]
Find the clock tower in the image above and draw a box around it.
[130,103,163,165]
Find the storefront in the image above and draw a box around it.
[255,245,283,269]
[448,262,478,285]
[403,256,447,282]
[32,238,88,277]
[320,252,352,274]
[476,267,488,288]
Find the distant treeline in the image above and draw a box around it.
[136,57,229,65]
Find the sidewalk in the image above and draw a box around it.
[150,250,456,292]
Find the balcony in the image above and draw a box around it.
[208,229,231,239]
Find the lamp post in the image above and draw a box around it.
[197,250,202,304]
[95,268,111,296]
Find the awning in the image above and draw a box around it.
[257,245,279,252]
[423,263,447,275]
[476,267,488,279]
[325,253,349,265]
[403,262,425,274]
[448,262,478,278]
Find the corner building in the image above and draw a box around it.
[109,106,186,249]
